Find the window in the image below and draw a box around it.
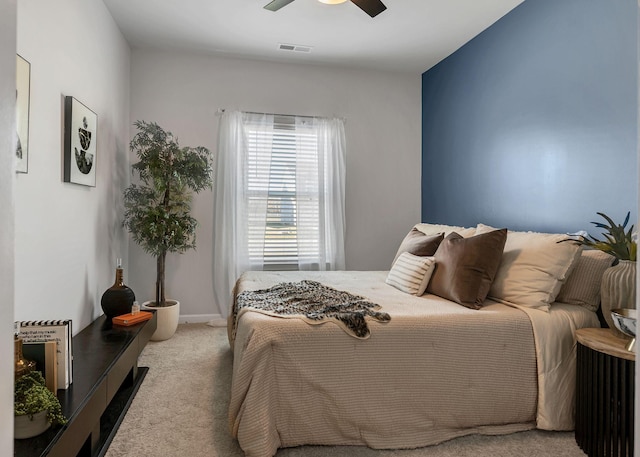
[213,110,346,314]
[245,115,323,269]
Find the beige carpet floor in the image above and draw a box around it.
[105,323,586,457]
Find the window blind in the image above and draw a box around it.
[245,115,321,269]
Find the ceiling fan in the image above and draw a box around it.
[264,0,387,18]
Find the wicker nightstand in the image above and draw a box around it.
[575,328,635,457]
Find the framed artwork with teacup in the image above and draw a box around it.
[64,96,97,187]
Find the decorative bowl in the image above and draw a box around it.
[610,308,636,352]
[610,308,636,338]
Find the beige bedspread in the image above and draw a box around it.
[228,270,599,457]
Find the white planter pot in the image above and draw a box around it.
[601,260,636,337]
[15,410,50,439]
[142,299,180,341]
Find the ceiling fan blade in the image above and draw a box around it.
[264,0,296,12]
[350,0,386,17]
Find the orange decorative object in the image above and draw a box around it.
[112,311,153,326]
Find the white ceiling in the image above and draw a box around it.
[103,0,524,74]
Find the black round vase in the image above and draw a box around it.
[101,267,136,318]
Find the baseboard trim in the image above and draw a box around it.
[179,313,222,324]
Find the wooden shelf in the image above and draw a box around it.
[576,327,635,361]
[14,313,157,457]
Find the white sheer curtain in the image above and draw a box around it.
[296,116,346,270]
[213,110,346,317]
[212,111,248,318]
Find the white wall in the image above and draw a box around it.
[129,50,422,319]
[1,0,17,453]
[14,0,131,332]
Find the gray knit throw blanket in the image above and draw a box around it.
[233,280,391,339]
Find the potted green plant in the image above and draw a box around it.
[564,211,637,261]
[563,211,637,332]
[123,121,213,340]
[14,371,66,439]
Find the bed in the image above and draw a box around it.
[227,223,613,457]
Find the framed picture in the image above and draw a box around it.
[64,96,97,187]
[16,54,30,173]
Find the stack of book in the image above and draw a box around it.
[17,320,73,392]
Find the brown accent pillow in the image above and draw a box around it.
[426,229,508,309]
[392,228,444,267]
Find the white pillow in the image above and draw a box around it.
[555,249,615,311]
[386,252,436,296]
[413,223,476,238]
[476,223,583,311]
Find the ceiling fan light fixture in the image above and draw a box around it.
[265,0,386,17]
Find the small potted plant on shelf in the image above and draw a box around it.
[14,371,67,439]
[123,121,213,341]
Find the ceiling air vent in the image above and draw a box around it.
[278,43,312,53]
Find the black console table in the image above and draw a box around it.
[15,313,157,457]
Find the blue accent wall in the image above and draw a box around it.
[422,0,638,234]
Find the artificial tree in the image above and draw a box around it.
[123,120,213,306]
